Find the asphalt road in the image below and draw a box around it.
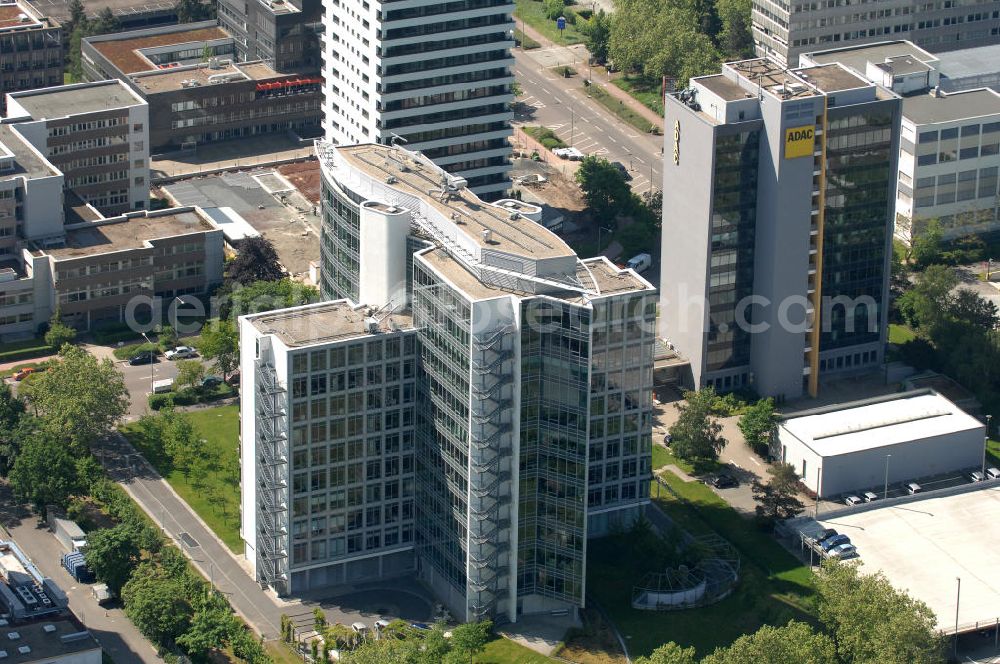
[118,357,181,422]
[513,48,664,195]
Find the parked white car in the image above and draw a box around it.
[553,147,585,160]
[164,345,196,360]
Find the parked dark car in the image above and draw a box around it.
[201,375,223,389]
[813,528,837,543]
[821,534,851,552]
[128,351,156,365]
[710,474,739,489]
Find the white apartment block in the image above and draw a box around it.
[804,41,1000,242]
[753,0,1000,69]
[320,0,515,197]
[6,80,150,216]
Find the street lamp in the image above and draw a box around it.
[984,414,993,476]
[883,453,892,499]
[597,224,614,252]
[954,577,961,658]
[140,331,154,399]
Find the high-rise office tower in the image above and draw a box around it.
[319,0,515,198]
[660,57,901,399]
[753,0,1000,69]
[240,141,656,622]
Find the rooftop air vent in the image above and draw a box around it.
[481,229,492,244]
[16,647,28,655]
[42,625,56,634]
[6,633,18,641]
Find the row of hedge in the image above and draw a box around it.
[149,384,236,411]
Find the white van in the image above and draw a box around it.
[626,253,652,273]
[152,378,174,394]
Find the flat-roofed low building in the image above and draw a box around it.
[33,207,224,330]
[0,0,61,114]
[774,389,986,498]
[81,22,322,153]
[5,80,149,216]
[803,41,1000,244]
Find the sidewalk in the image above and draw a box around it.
[516,20,664,131]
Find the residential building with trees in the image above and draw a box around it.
[802,40,1000,244]
[238,142,657,624]
[660,56,902,399]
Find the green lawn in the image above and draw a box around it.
[122,405,242,551]
[514,0,587,45]
[514,28,541,49]
[612,76,664,116]
[988,438,1000,466]
[476,638,558,663]
[589,474,814,658]
[586,84,660,135]
[0,337,54,363]
[888,324,917,345]
[652,445,722,476]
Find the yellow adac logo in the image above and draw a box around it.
[784,125,815,159]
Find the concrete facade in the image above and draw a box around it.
[217,0,321,72]
[81,22,322,153]
[661,57,901,400]
[320,0,515,197]
[803,40,1000,244]
[0,0,61,114]
[6,80,150,216]
[753,0,1000,69]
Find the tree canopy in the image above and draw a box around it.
[737,397,776,454]
[702,621,836,664]
[20,346,128,452]
[668,388,727,463]
[751,462,804,524]
[122,562,193,645]
[84,524,142,594]
[9,427,82,516]
[227,237,285,285]
[198,318,240,379]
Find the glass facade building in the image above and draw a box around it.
[240,142,657,624]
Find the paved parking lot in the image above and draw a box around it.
[815,486,1000,630]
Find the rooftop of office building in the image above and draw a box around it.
[131,60,314,94]
[336,144,575,261]
[0,125,57,180]
[900,87,1000,125]
[0,618,101,664]
[40,209,213,259]
[0,0,55,30]
[934,42,1000,81]
[695,74,753,101]
[89,24,229,74]
[246,300,415,347]
[802,41,939,76]
[794,64,869,92]
[6,80,144,119]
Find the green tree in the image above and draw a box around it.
[448,621,491,661]
[176,359,206,391]
[9,427,80,516]
[139,409,205,476]
[122,562,193,645]
[177,591,237,656]
[44,309,77,351]
[313,607,327,631]
[228,236,285,285]
[230,627,269,664]
[815,560,944,663]
[715,0,753,58]
[947,288,999,330]
[737,397,776,454]
[158,324,179,349]
[702,621,836,664]
[175,0,216,22]
[0,383,25,477]
[751,462,804,524]
[543,0,565,19]
[91,6,120,33]
[635,642,698,664]
[668,388,727,463]
[911,219,943,268]
[223,278,320,320]
[582,9,612,63]
[67,23,90,82]
[575,155,631,218]
[66,0,87,32]
[20,346,128,452]
[896,264,958,332]
[198,319,240,379]
[84,524,141,594]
